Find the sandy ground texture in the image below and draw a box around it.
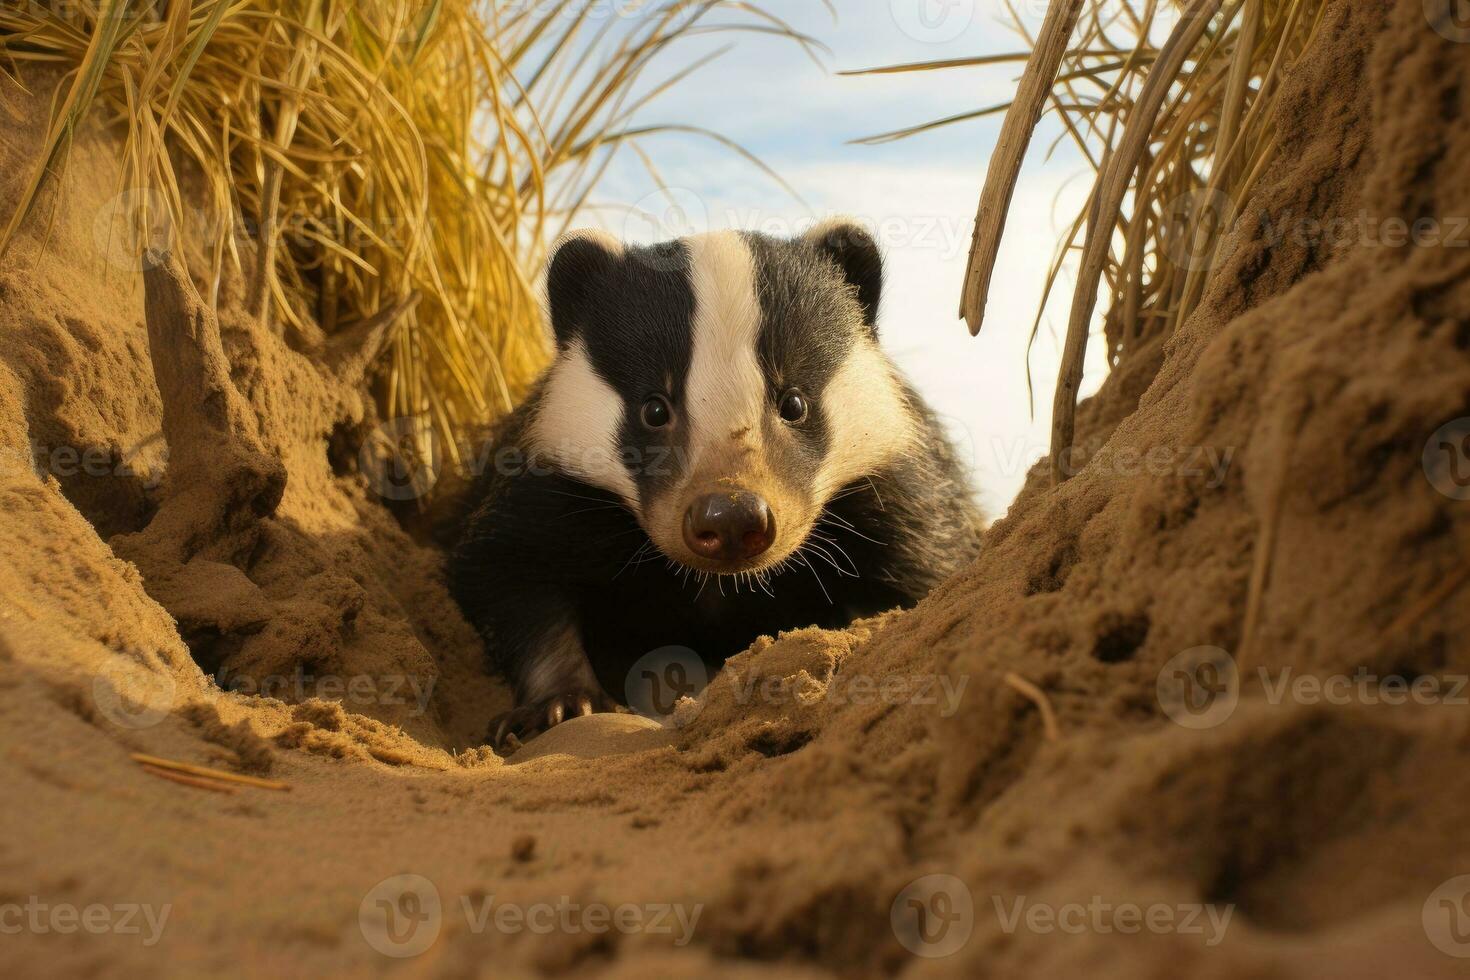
[3,1,1470,976]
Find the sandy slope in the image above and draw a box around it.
[2,1,1469,976]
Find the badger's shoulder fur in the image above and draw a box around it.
[449,221,982,745]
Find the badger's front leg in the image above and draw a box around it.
[448,470,629,749]
[488,616,619,747]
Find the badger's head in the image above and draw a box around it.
[529,221,915,577]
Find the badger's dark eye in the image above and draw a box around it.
[641,395,672,429]
[778,389,809,424]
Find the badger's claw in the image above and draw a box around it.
[489,689,618,750]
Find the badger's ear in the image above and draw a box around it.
[803,218,883,331]
[545,229,624,345]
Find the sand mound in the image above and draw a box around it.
[1,1,1468,975]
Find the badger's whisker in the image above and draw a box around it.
[810,532,861,577]
[825,485,868,503]
[544,488,626,507]
[795,550,833,605]
[613,539,653,580]
[819,510,887,547]
[804,536,859,578]
[755,569,775,598]
[555,503,627,519]
[864,476,885,510]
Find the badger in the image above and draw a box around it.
[449,220,983,746]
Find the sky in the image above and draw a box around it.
[562,0,1111,517]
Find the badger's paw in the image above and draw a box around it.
[488,689,620,750]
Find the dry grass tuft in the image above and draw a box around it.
[0,0,816,466]
[850,0,1327,480]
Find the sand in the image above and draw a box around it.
[1,1,1468,975]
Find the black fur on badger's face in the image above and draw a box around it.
[529,221,916,576]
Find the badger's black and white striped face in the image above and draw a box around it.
[529,221,916,575]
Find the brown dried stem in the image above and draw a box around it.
[1050,0,1227,485]
[959,0,1086,335]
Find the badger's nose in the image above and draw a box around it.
[683,491,774,562]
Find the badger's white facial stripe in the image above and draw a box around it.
[684,231,766,475]
[816,338,916,496]
[528,336,638,504]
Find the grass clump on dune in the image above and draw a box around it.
[850,0,1325,480]
[0,0,815,468]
